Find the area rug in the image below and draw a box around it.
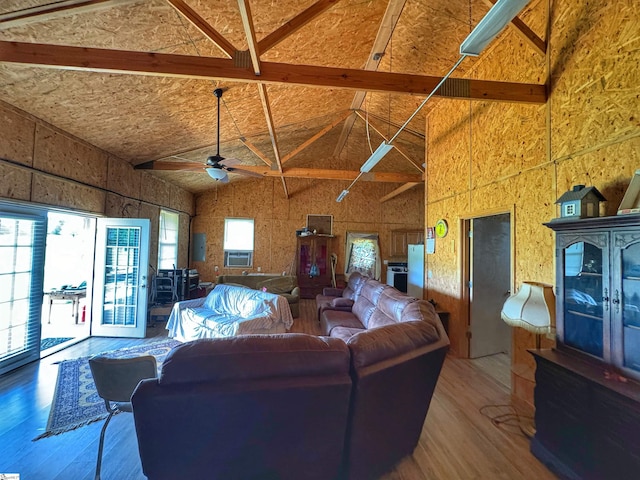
[40,337,73,350]
[34,339,180,441]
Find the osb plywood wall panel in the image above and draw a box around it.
[550,0,639,161]
[34,125,108,187]
[191,177,424,282]
[31,173,106,212]
[470,102,546,188]
[105,193,141,218]
[555,139,640,216]
[139,202,159,269]
[424,192,470,356]
[178,213,191,268]
[107,156,141,199]
[427,99,471,201]
[0,103,34,165]
[425,0,640,407]
[0,163,31,200]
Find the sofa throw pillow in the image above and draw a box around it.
[257,276,297,294]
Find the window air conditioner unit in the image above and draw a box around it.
[224,251,253,268]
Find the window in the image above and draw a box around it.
[158,210,179,270]
[224,218,254,268]
[345,232,381,279]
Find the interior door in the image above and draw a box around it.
[92,218,150,338]
[469,213,511,358]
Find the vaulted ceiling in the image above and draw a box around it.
[0,0,546,196]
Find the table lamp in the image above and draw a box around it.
[501,282,555,349]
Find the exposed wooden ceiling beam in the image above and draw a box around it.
[379,182,421,202]
[281,110,351,165]
[239,137,272,167]
[257,83,288,197]
[0,41,547,103]
[136,161,421,183]
[257,0,340,55]
[166,0,236,58]
[237,0,261,74]
[237,166,423,183]
[354,110,423,173]
[333,0,407,157]
[0,0,138,29]
[481,0,546,55]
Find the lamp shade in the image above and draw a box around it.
[206,168,228,182]
[501,282,555,334]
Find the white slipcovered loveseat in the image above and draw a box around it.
[166,284,294,341]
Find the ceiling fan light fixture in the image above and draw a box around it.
[459,0,531,56]
[206,167,228,182]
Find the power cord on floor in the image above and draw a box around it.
[479,404,535,439]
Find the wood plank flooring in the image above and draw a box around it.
[0,300,555,479]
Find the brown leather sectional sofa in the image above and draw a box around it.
[318,273,450,479]
[131,274,449,480]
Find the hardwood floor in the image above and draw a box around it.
[0,301,555,479]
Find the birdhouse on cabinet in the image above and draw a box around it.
[556,185,606,219]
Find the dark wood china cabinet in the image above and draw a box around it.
[532,215,640,479]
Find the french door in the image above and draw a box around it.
[0,208,46,375]
[92,218,150,338]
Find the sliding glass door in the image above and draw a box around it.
[0,207,46,375]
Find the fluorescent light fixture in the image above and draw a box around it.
[361,142,394,173]
[460,0,530,56]
[336,190,349,202]
[206,168,228,182]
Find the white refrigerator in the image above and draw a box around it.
[407,244,424,299]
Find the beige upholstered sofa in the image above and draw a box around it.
[217,274,300,317]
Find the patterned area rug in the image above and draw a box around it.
[40,337,73,350]
[34,339,180,440]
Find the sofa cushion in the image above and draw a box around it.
[367,289,419,329]
[346,319,440,370]
[352,280,389,328]
[257,276,297,294]
[321,310,365,336]
[160,334,350,385]
[343,272,367,300]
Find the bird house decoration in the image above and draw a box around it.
[556,185,606,219]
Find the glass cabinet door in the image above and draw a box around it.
[616,235,640,374]
[561,239,607,358]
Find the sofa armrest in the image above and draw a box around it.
[323,287,344,297]
[291,286,300,299]
[331,297,354,308]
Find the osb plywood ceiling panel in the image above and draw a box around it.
[0,0,546,194]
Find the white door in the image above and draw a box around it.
[92,218,150,338]
[469,214,511,358]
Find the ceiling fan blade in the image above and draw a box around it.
[226,167,264,178]
[135,160,204,172]
[218,157,242,167]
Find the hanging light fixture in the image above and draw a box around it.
[206,167,228,182]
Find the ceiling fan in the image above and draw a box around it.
[135,88,263,183]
